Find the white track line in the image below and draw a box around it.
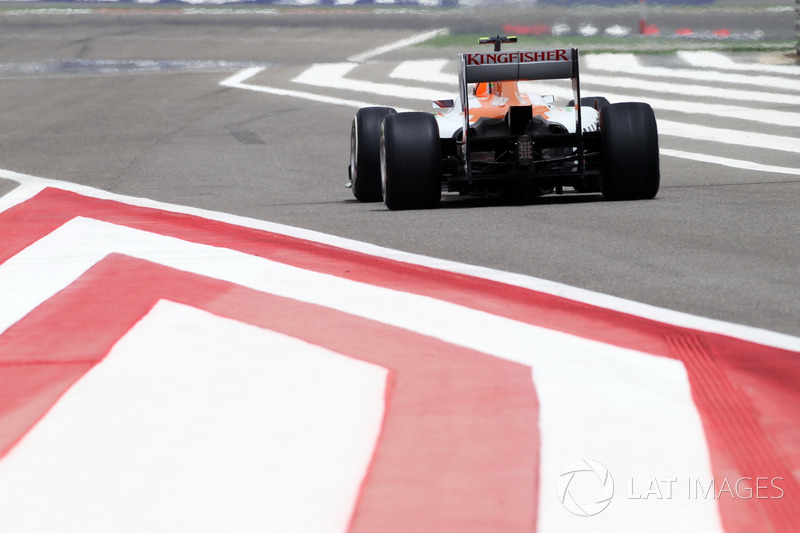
[293,62,449,101]
[4,170,799,354]
[605,94,800,129]
[658,119,799,154]
[678,51,800,75]
[292,61,800,155]
[0,214,724,533]
[0,216,694,373]
[662,149,800,176]
[389,58,453,84]
[347,28,449,63]
[219,66,399,110]
[220,65,265,86]
[0,301,387,533]
[393,60,800,129]
[391,58,800,106]
[583,73,799,107]
[585,53,800,92]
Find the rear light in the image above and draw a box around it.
[517,136,533,166]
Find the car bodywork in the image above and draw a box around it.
[348,36,660,210]
[436,43,600,197]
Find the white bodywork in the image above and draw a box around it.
[434,92,600,139]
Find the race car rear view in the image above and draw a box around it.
[348,35,660,210]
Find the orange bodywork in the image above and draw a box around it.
[469,81,550,123]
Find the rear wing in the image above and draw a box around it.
[457,48,583,177]
[460,48,578,84]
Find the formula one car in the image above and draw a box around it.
[348,35,659,210]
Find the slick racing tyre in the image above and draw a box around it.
[350,106,396,202]
[381,112,442,211]
[600,102,660,200]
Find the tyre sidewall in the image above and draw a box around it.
[600,102,660,200]
[351,106,395,202]
[381,112,441,210]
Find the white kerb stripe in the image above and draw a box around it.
[3,172,799,353]
[0,301,387,533]
[0,217,724,533]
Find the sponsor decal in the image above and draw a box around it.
[464,49,569,66]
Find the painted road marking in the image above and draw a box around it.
[217,31,800,173]
[347,28,449,63]
[656,119,799,155]
[582,72,799,107]
[391,59,800,128]
[585,53,800,92]
[661,148,800,177]
[293,62,449,101]
[0,214,541,532]
[2,172,799,531]
[290,60,800,155]
[678,51,800,75]
[219,66,388,111]
[389,58,451,84]
[0,301,387,533]
[1,214,712,499]
[2,168,798,351]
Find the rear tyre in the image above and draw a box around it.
[600,102,660,201]
[350,106,396,202]
[381,112,442,211]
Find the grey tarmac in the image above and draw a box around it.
[0,7,798,336]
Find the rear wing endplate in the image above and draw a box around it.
[457,48,582,178]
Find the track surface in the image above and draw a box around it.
[2,8,800,532]
[2,179,797,533]
[0,8,798,337]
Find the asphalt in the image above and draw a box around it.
[0,8,798,336]
[0,1,796,40]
